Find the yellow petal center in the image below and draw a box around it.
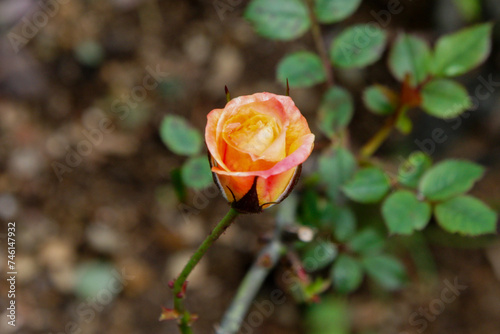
[224,113,281,157]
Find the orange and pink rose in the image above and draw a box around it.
[205,92,315,213]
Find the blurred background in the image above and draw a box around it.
[0,0,500,333]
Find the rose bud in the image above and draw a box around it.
[205,92,314,213]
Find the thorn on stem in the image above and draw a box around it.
[401,74,422,107]
[188,313,199,326]
[225,85,231,102]
[297,266,308,283]
[176,281,189,299]
[258,253,273,268]
[286,78,290,96]
[310,295,321,303]
[159,307,180,322]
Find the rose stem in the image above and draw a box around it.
[359,103,409,159]
[360,76,423,159]
[307,0,353,149]
[173,208,240,334]
[307,0,334,87]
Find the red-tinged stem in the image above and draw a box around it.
[307,0,334,87]
[173,208,240,334]
[359,105,408,159]
[360,76,422,159]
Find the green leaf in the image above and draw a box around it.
[160,115,202,156]
[75,261,118,299]
[330,24,387,69]
[419,160,484,201]
[421,79,471,119]
[433,23,493,77]
[362,85,399,115]
[331,254,364,294]
[319,147,357,201]
[348,228,384,255]
[425,225,497,248]
[434,195,497,236]
[314,0,362,24]
[389,33,431,86]
[317,86,354,137]
[323,204,357,242]
[305,277,331,298]
[306,297,350,334]
[401,233,437,277]
[299,188,322,227]
[398,151,432,188]
[74,40,104,67]
[362,254,407,291]
[395,111,412,134]
[302,241,338,272]
[342,167,390,203]
[181,156,213,190]
[277,51,326,88]
[382,191,432,235]
[453,0,481,22]
[170,168,187,202]
[244,0,310,40]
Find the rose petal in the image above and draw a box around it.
[256,167,297,206]
[212,133,314,178]
[206,108,231,172]
[286,112,313,154]
[208,92,314,183]
[258,125,287,162]
[222,99,286,161]
[213,167,298,207]
[223,144,277,172]
[214,173,255,202]
[223,93,288,125]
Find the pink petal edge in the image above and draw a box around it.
[212,133,314,179]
